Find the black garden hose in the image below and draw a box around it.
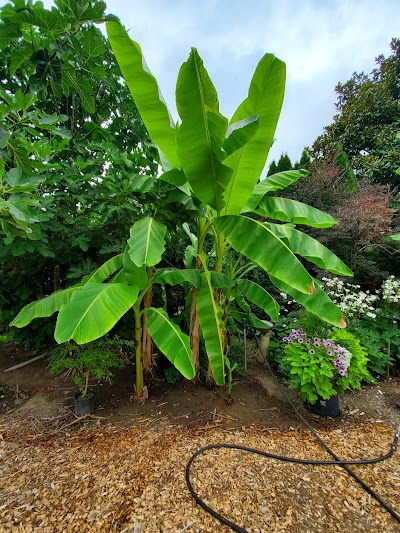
[185,325,400,532]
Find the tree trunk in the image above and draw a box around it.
[206,363,214,385]
[189,255,202,382]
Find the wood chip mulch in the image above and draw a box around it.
[0,414,399,532]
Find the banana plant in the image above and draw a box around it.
[11,216,196,401]
[12,23,353,395]
[106,21,353,387]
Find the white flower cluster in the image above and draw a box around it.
[381,276,400,305]
[322,277,379,318]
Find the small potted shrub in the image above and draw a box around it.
[280,323,372,417]
[49,339,128,416]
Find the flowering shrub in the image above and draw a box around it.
[274,276,399,379]
[319,276,399,375]
[278,320,371,404]
[329,328,373,390]
[381,276,400,307]
[322,277,379,318]
[349,312,399,375]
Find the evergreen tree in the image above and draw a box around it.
[299,150,311,168]
[267,159,278,176]
[276,153,292,172]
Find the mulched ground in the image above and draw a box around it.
[1,414,399,532]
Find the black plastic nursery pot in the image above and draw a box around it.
[305,393,340,418]
[74,392,95,417]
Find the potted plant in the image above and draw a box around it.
[280,322,372,417]
[49,339,128,416]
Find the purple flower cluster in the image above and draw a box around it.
[283,327,351,377]
[332,347,351,377]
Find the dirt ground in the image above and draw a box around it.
[1,342,400,532]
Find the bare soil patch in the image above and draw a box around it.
[1,343,400,532]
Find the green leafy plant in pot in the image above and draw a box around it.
[49,340,127,416]
[281,324,371,417]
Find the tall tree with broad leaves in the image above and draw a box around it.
[12,20,354,400]
[310,38,400,186]
[0,0,160,338]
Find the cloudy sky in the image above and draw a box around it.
[101,0,399,167]
[44,0,399,168]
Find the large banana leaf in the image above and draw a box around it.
[159,168,187,187]
[236,279,280,321]
[254,197,337,228]
[146,307,194,379]
[154,269,233,289]
[266,222,353,276]
[106,21,179,168]
[210,272,235,288]
[127,216,167,267]
[85,254,123,283]
[197,271,225,384]
[176,48,232,213]
[182,222,198,248]
[155,268,202,288]
[110,270,128,284]
[183,223,198,268]
[129,174,157,194]
[231,287,250,313]
[55,283,139,344]
[184,245,197,269]
[242,170,308,213]
[222,54,286,215]
[10,286,81,328]
[270,276,346,328]
[215,215,314,294]
[163,188,199,213]
[122,249,148,290]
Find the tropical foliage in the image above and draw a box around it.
[8,6,400,404]
[10,16,354,399]
[0,0,158,343]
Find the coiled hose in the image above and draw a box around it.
[185,324,400,532]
